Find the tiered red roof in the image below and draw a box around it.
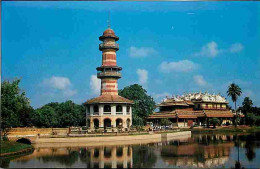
[85,95,133,104]
[148,110,234,119]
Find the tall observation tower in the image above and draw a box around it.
[85,26,133,132]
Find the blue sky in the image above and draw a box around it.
[2,1,260,108]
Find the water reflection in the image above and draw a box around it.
[1,132,260,168]
[160,136,234,168]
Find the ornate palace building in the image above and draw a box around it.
[148,92,241,127]
[85,27,133,132]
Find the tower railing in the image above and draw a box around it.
[99,43,119,51]
[97,72,121,78]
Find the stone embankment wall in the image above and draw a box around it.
[7,128,68,136]
[6,127,191,146]
[34,131,191,148]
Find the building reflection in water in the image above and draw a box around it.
[89,146,132,168]
[159,134,235,168]
[12,145,133,168]
[3,133,260,168]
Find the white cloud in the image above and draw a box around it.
[229,43,244,53]
[137,69,148,85]
[90,75,101,95]
[42,76,77,97]
[63,89,78,97]
[159,60,198,73]
[43,76,71,90]
[129,46,157,58]
[193,75,207,87]
[194,41,244,58]
[194,41,220,57]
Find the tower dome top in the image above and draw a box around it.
[99,28,119,41]
[103,28,115,36]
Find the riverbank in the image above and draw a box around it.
[0,141,34,157]
[182,126,260,134]
[34,131,191,148]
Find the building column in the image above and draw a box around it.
[99,105,104,116]
[100,118,104,128]
[111,105,116,116]
[123,119,127,129]
[112,147,117,168]
[90,119,95,130]
[112,119,116,128]
[90,105,94,116]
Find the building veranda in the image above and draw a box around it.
[148,92,244,128]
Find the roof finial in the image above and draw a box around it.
[107,12,111,28]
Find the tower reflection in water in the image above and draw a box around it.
[13,145,133,168]
[89,146,132,168]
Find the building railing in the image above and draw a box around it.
[97,72,121,78]
[99,43,119,51]
[93,112,99,115]
[103,112,111,115]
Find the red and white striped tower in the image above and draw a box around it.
[97,27,121,96]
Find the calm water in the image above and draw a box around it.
[1,132,260,168]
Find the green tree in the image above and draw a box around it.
[227,83,242,127]
[209,118,220,128]
[160,118,172,126]
[1,79,34,129]
[246,113,256,126]
[242,97,253,113]
[209,117,220,128]
[32,106,59,127]
[43,101,85,127]
[119,84,156,126]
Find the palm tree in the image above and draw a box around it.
[227,83,242,127]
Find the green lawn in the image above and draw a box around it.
[0,141,33,154]
[187,126,260,134]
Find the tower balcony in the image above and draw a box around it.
[99,43,119,51]
[97,71,121,79]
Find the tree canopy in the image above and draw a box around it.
[227,83,242,108]
[242,97,253,116]
[1,79,34,129]
[1,79,86,129]
[119,84,156,126]
[32,101,86,128]
[227,83,242,126]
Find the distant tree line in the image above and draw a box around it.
[1,79,85,129]
[226,83,260,126]
[2,79,259,130]
[239,97,260,126]
[1,79,155,130]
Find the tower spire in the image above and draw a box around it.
[107,12,111,28]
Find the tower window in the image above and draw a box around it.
[127,106,130,112]
[94,105,99,112]
[116,105,122,112]
[104,105,111,112]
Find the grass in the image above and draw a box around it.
[185,126,260,134]
[0,141,33,154]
